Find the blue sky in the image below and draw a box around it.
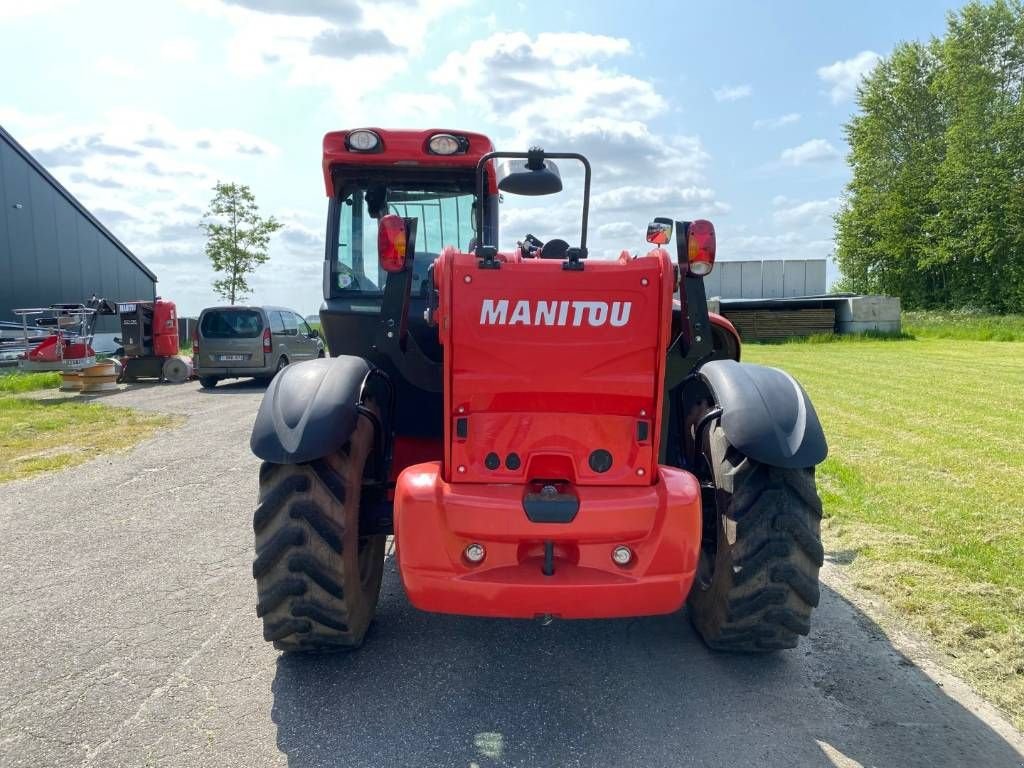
[0,0,961,315]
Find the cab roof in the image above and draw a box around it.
[322,128,496,197]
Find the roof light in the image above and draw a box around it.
[428,133,465,155]
[346,129,381,152]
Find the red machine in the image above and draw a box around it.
[117,298,190,383]
[248,130,828,654]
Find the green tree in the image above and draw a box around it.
[200,182,282,304]
[931,0,1024,311]
[836,41,944,306]
[836,0,1024,311]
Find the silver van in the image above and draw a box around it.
[193,306,325,389]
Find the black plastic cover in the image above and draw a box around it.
[698,359,828,469]
[251,355,370,464]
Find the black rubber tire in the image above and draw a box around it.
[687,421,824,652]
[317,349,326,358]
[276,356,288,374]
[198,376,218,389]
[252,409,386,652]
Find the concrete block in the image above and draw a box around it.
[837,319,902,334]
[834,295,902,323]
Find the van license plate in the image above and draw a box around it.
[219,354,245,361]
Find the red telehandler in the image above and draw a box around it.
[250,129,827,653]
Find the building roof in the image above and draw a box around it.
[0,123,158,282]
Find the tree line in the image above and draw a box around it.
[836,0,1024,312]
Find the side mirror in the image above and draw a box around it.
[646,217,673,245]
[378,214,409,273]
[496,157,563,196]
[309,328,320,338]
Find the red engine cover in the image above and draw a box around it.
[434,248,675,486]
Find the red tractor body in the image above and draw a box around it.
[250,129,827,654]
[395,247,702,618]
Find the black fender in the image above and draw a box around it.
[694,359,827,469]
[251,356,372,464]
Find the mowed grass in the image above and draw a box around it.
[744,338,1024,728]
[0,380,178,483]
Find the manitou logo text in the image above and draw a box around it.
[479,299,632,327]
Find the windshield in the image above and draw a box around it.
[200,309,263,338]
[334,186,476,296]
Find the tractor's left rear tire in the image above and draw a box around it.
[252,408,386,652]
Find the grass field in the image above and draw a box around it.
[745,337,1024,728]
[0,371,177,483]
[903,310,1024,341]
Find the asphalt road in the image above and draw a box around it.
[2,380,1022,768]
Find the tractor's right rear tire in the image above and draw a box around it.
[687,421,824,652]
[252,409,386,652]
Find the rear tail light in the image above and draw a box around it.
[686,220,716,276]
[191,327,198,356]
[378,214,409,273]
[262,327,272,353]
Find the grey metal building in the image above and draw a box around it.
[0,124,156,333]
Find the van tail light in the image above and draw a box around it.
[262,327,272,353]
[191,326,199,357]
[686,220,716,276]
[378,214,409,273]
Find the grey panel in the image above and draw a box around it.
[762,260,784,298]
[3,145,35,305]
[806,259,827,294]
[0,143,12,311]
[703,268,722,298]
[720,262,742,298]
[740,261,762,298]
[29,172,59,305]
[783,260,806,297]
[55,201,82,301]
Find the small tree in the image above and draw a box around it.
[200,182,282,304]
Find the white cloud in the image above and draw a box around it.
[95,54,142,79]
[0,0,73,19]
[432,30,729,256]
[722,231,833,260]
[713,84,752,102]
[772,197,841,226]
[160,37,200,63]
[818,50,881,104]
[753,112,800,130]
[780,138,840,165]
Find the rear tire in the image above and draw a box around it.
[252,408,386,652]
[275,356,288,374]
[687,421,824,652]
[199,376,218,389]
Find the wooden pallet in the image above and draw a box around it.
[723,308,835,341]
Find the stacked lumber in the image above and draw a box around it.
[723,309,835,341]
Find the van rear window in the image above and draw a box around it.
[200,310,263,338]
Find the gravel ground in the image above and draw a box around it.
[1,379,1022,768]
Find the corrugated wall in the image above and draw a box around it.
[703,259,827,299]
[0,131,156,333]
